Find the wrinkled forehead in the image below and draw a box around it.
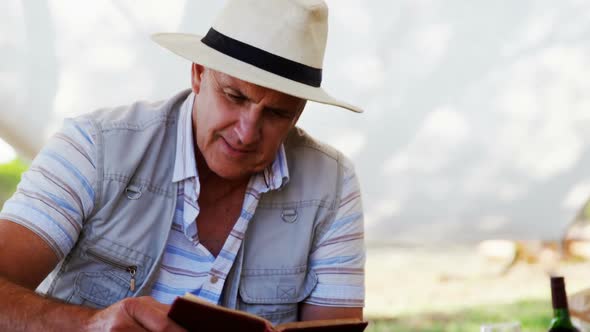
[208,68,307,108]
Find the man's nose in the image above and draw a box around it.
[234,108,262,146]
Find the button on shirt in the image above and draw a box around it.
[0,92,365,307]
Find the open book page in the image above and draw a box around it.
[168,293,368,332]
[276,318,368,332]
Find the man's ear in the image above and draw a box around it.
[292,101,307,125]
[191,63,206,94]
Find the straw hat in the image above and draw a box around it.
[152,0,363,113]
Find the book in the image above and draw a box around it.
[168,293,369,332]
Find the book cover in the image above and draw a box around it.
[168,294,368,332]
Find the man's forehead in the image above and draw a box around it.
[209,68,306,105]
[210,70,246,88]
[211,69,267,92]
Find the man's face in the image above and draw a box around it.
[191,64,306,181]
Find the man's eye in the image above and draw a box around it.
[225,93,244,102]
[271,110,294,119]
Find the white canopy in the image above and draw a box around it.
[2,0,590,245]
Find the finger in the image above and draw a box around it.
[85,304,149,332]
[139,296,172,314]
[124,298,186,332]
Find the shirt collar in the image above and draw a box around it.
[172,92,290,190]
[172,92,198,182]
[261,144,289,192]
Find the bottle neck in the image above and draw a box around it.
[549,277,578,331]
[552,283,568,310]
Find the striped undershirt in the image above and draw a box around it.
[0,92,365,307]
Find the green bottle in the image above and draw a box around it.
[548,276,579,332]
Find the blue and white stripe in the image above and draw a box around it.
[0,118,96,259]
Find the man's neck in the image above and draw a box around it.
[195,149,249,203]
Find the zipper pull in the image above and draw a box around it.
[127,266,137,292]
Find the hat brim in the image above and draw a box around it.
[152,33,363,113]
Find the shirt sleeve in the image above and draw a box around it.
[0,118,97,259]
[304,158,366,307]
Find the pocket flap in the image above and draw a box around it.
[83,237,152,280]
[239,267,318,304]
[73,239,152,307]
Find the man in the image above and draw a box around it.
[0,0,365,331]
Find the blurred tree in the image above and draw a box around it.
[0,159,28,207]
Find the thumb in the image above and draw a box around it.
[124,297,184,332]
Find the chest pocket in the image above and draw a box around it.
[66,239,152,308]
[237,266,318,325]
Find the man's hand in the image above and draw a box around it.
[84,296,186,332]
[0,222,186,332]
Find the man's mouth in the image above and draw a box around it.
[220,137,256,156]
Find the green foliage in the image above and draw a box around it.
[0,159,28,207]
[583,201,590,220]
[367,299,551,332]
